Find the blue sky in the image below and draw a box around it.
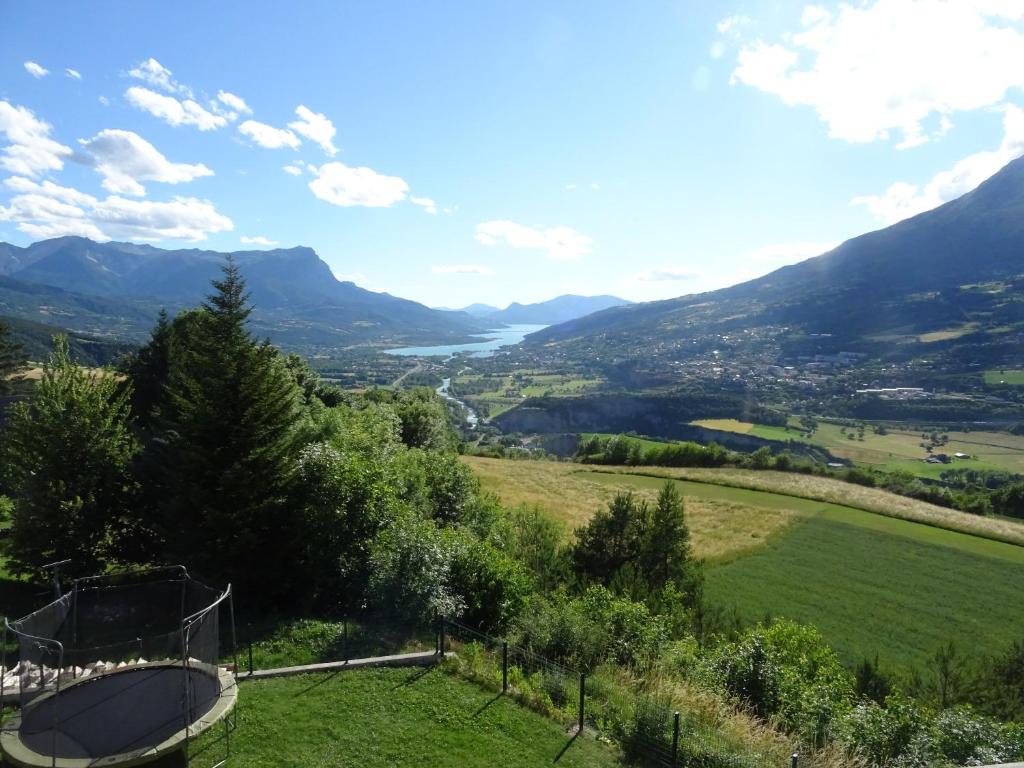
[1,0,1023,308]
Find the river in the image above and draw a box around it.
[436,377,479,429]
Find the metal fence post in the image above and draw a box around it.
[439,616,446,655]
[672,711,680,766]
[343,617,349,663]
[502,641,508,692]
[578,673,585,733]
[791,752,799,768]
[247,641,253,676]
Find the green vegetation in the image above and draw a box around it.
[0,319,27,393]
[705,515,1024,670]
[191,667,619,768]
[985,368,1024,386]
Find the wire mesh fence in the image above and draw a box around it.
[440,616,796,768]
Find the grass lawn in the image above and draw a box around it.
[704,514,1024,671]
[191,666,619,768]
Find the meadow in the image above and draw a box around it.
[464,457,1024,670]
[985,369,1024,386]
[189,667,619,768]
[692,418,1024,476]
[704,515,1024,670]
[454,372,602,419]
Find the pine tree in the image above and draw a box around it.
[121,309,172,426]
[1,335,139,577]
[158,257,304,599]
[0,319,27,394]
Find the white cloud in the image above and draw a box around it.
[308,162,409,207]
[717,15,750,35]
[240,235,277,246]
[0,176,232,242]
[475,220,593,260]
[853,104,1024,224]
[128,58,191,96]
[0,101,72,177]
[91,196,233,241]
[288,106,337,156]
[65,68,82,80]
[217,91,251,115]
[411,196,438,214]
[4,176,98,207]
[126,86,228,131]
[238,120,301,149]
[332,269,367,284]
[282,164,303,176]
[731,0,1024,147]
[78,129,213,196]
[98,96,110,106]
[634,266,701,282]
[565,183,577,190]
[24,61,48,78]
[432,264,494,275]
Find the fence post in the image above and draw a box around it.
[439,616,446,655]
[343,617,349,663]
[502,641,508,693]
[791,752,799,768]
[672,711,680,767]
[578,673,585,733]
[247,641,253,676]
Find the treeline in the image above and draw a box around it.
[576,433,1024,518]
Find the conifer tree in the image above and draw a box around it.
[158,257,304,598]
[1,335,139,577]
[0,319,26,394]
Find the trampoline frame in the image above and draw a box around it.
[0,566,238,768]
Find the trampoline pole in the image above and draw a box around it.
[1,623,6,727]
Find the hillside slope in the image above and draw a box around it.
[0,237,488,349]
[529,155,1024,363]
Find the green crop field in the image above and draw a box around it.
[705,515,1024,671]
[190,667,619,768]
[464,457,1024,673]
[984,369,1024,386]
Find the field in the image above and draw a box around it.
[190,667,619,768]
[985,369,1024,386]
[464,457,800,562]
[693,418,1024,476]
[464,457,1024,670]
[454,372,602,419]
[705,515,1024,669]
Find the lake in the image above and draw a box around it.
[384,324,547,358]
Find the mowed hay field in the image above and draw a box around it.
[190,667,619,768]
[464,457,1024,670]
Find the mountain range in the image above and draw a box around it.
[0,237,490,351]
[441,294,631,325]
[528,154,1024,368]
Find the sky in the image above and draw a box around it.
[1,1,1023,309]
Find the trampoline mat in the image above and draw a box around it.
[19,665,220,760]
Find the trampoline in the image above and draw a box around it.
[0,567,238,768]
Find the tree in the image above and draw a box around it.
[1,335,139,577]
[156,258,305,600]
[121,308,173,426]
[0,319,27,394]
[571,483,702,608]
